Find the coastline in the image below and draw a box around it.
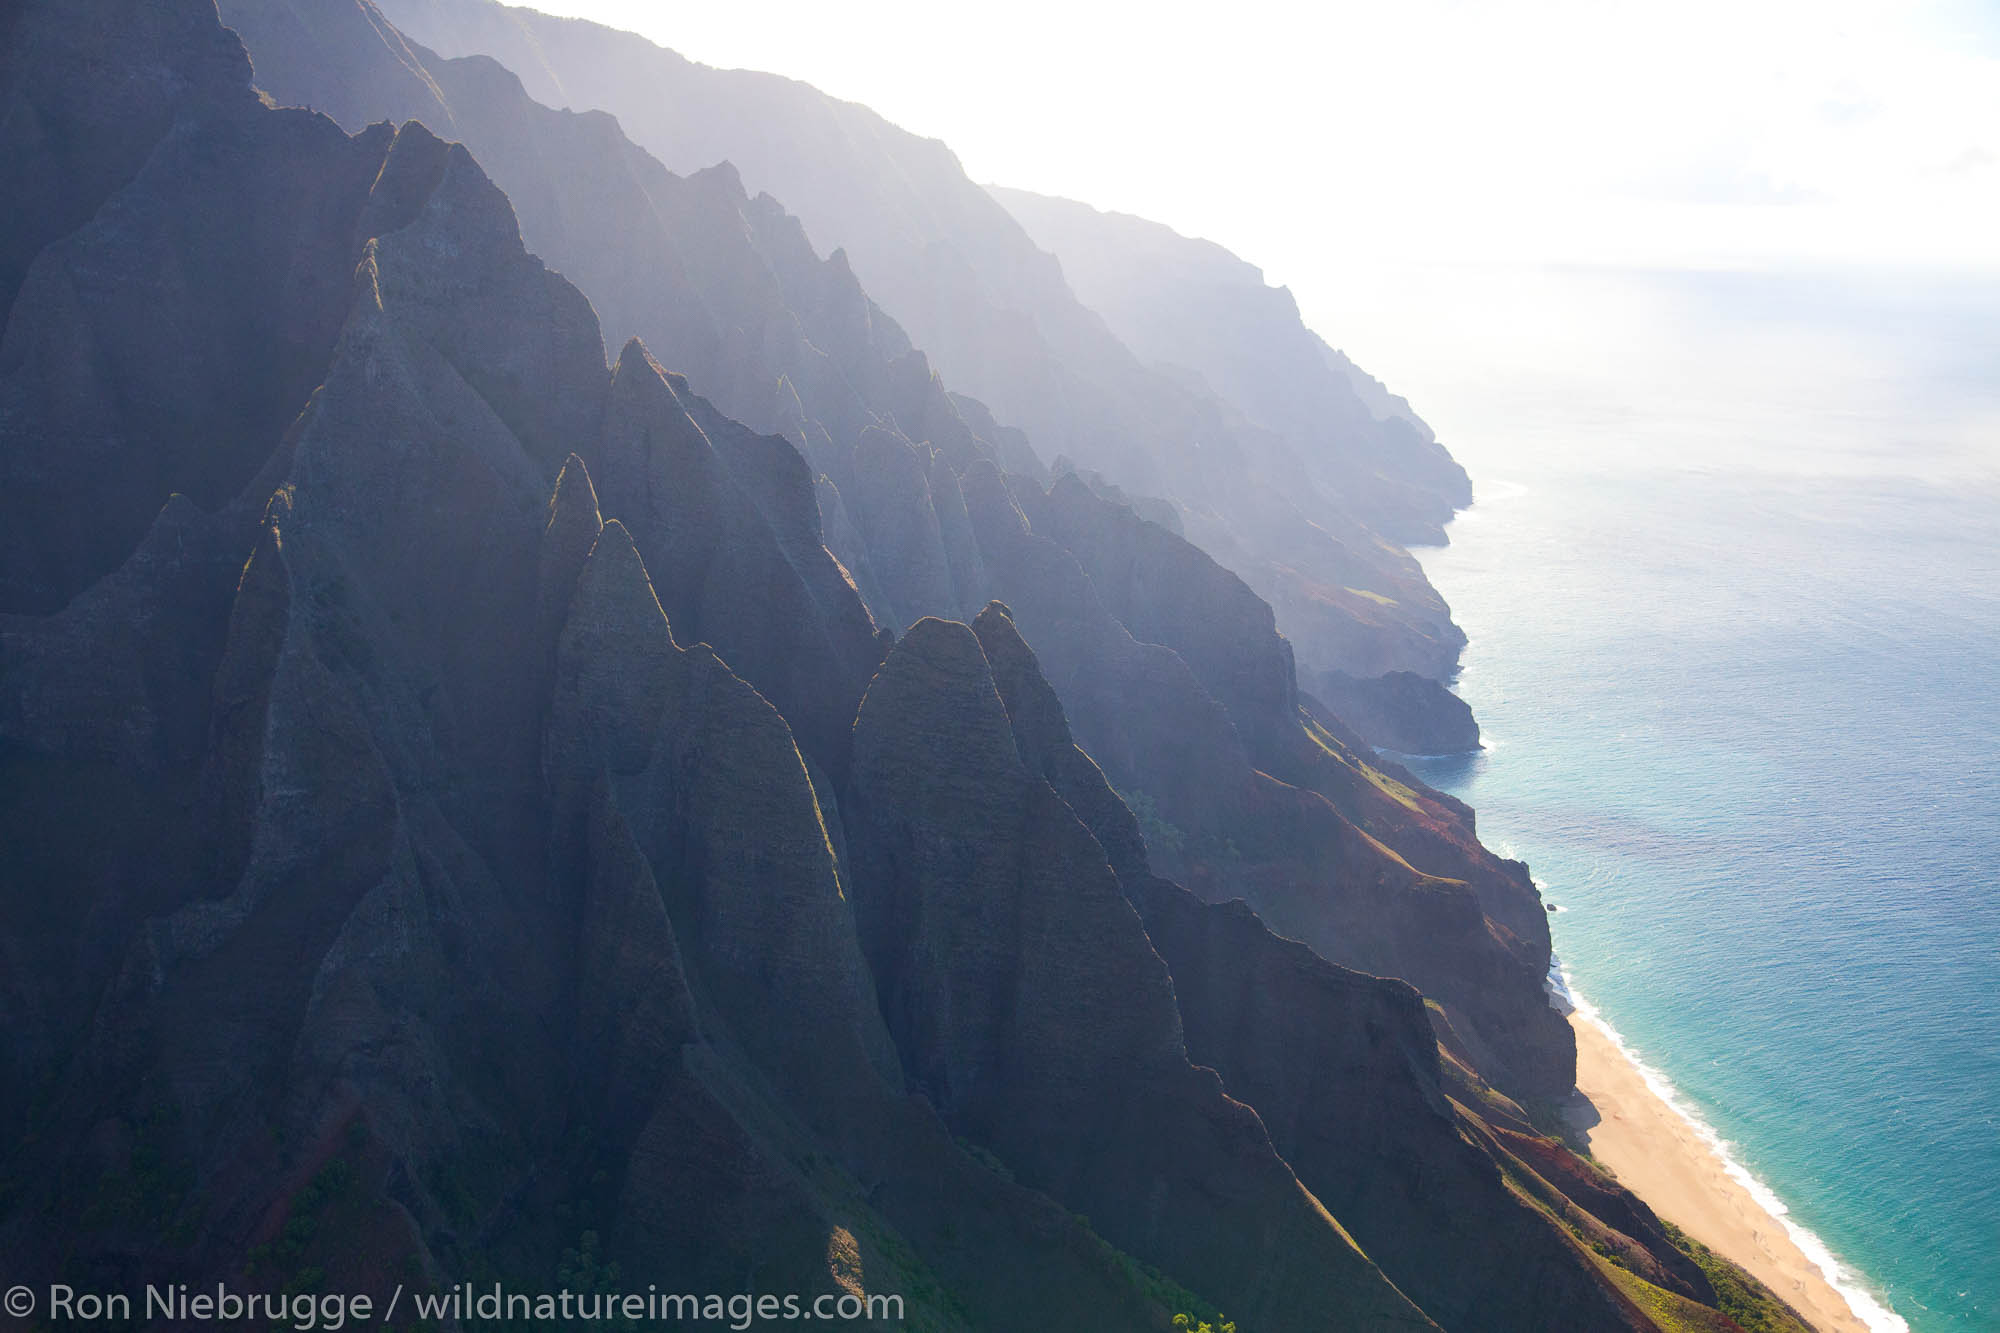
[1564,991,1904,1333]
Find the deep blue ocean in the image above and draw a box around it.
[1369,265,2000,1332]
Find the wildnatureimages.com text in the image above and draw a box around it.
[24,1281,905,1329]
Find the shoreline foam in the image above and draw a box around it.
[1564,978,1907,1333]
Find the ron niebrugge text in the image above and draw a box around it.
[14,1282,906,1327]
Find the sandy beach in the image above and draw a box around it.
[1567,1012,1875,1333]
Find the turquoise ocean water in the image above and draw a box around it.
[1370,266,2000,1332]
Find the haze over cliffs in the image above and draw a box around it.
[989,188,1466,548]
[987,189,1481,750]
[210,0,1552,1099]
[0,1,1820,1329]
[361,0,1479,699]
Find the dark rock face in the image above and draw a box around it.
[576,341,883,773]
[530,509,1178,1329]
[0,82,396,613]
[844,618,1433,1331]
[0,0,257,319]
[0,7,1185,1323]
[1137,887,1673,1333]
[1312,669,1483,756]
[968,600,1724,1333]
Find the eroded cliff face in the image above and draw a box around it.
[218,0,1573,1105]
[0,10,1168,1322]
[1,4,1820,1331]
[967,601,1737,1333]
[844,619,1433,1331]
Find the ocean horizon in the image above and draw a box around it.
[1386,263,2000,1333]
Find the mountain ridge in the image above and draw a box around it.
[987,185,1470,546]
[370,0,1477,686]
[216,0,1566,1102]
[0,4,1824,1331]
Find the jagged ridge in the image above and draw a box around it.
[0,5,1823,1331]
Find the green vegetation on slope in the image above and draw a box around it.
[1660,1224,1819,1333]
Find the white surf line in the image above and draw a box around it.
[1564,969,1910,1333]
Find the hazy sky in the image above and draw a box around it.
[472,0,1999,423]
[522,1,1997,277]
